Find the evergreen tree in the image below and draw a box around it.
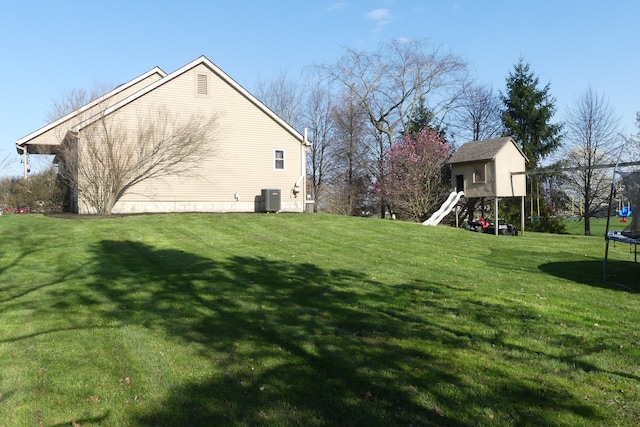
[501,58,562,170]
[500,59,565,233]
[403,96,447,140]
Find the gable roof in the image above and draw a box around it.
[16,55,307,156]
[16,66,167,152]
[447,137,528,165]
[72,55,305,143]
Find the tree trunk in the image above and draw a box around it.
[460,197,479,225]
[584,214,591,236]
[584,187,591,236]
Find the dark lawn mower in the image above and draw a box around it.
[467,217,518,236]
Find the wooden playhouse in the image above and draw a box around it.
[447,137,528,234]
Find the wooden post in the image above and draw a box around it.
[521,196,525,235]
[495,197,499,236]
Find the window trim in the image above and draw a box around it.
[274,149,285,171]
[473,164,486,183]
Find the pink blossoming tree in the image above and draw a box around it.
[381,128,452,222]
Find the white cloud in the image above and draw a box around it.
[365,8,391,22]
[365,8,392,34]
[326,2,347,12]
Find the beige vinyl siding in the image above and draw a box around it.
[103,63,304,213]
[494,143,527,197]
[20,71,164,150]
[454,162,493,199]
[117,72,165,100]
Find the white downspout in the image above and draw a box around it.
[294,128,311,207]
[17,145,29,179]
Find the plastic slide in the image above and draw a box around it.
[422,191,464,226]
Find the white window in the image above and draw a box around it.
[274,149,285,170]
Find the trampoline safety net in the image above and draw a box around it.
[604,170,639,286]
[610,171,640,241]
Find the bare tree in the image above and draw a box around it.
[255,71,304,131]
[563,87,621,235]
[330,90,371,215]
[0,153,13,176]
[626,112,640,160]
[451,84,503,143]
[56,107,219,215]
[46,84,115,122]
[319,39,468,217]
[303,83,336,211]
[12,84,117,182]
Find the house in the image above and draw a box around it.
[15,56,310,214]
[447,137,527,233]
[448,137,527,198]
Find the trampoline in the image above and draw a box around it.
[604,169,640,287]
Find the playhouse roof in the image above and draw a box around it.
[448,137,527,164]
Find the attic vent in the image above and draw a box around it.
[197,73,208,95]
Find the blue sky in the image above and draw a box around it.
[1,0,639,177]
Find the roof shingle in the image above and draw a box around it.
[447,137,524,164]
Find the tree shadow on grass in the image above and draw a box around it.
[87,240,603,426]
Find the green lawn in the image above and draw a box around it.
[563,216,629,236]
[0,213,638,426]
